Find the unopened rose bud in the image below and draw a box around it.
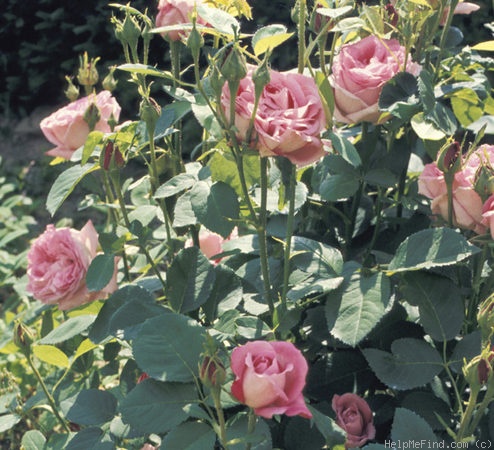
[208,64,225,99]
[83,102,101,131]
[13,321,35,356]
[474,165,494,201]
[187,19,204,63]
[219,45,248,85]
[102,141,125,171]
[139,97,161,134]
[437,141,462,175]
[385,3,399,27]
[64,76,80,102]
[477,357,492,385]
[137,373,149,383]
[77,52,100,89]
[121,12,141,50]
[102,67,118,92]
[253,58,271,100]
[199,355,226,389]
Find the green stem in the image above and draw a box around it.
[364,187,385,265]
[297,0,306,74]
[212,388,228,449]
[434,0,460,80]
[281,163,297,308]
[466,383,494,436]
[245,409,257,450]
[27,355,71,433]
[170,41,184,174]
[443,340,464,415]
[456,387,479,440]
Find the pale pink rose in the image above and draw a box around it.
[40,91,121,160]
[230,340,312,419]
[440,1,480,25]
[331,35,421,124]
[221,68,327,167]
[481,195,494,239]
[431,184,485,234]
[332,393,376,448]
[462,144,494,185]
[418,162,447,199]
[156,0,207,42]
[140,445,158,450]
[185,227,238,264]
[27,221,118,310]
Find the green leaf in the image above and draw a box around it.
[81,131,104,164]
[0,413,21,433]
[86,254,115,292]
[327,272,392,346]
[89,285,167,344]
[32,345,70,368]
[132,313,206,382]
[39,315,96,345]
[450,330,481,373]
[327,131,361,168]
[363,338,443,390]
[411,112,446,141]
[117,63,172,79]
[46,163,99,216]
[173,191,199,228]
[307,406,346,447]
[388,228,481,273]
[288,277,344,301]
[190,181,239,238]
[316,6,353,19]
[451,88,483,126]
[161,421,216,450]
[61,389,117,426]
[21,430,46,450]
[227,412,272,450]
[154,173,197,199]
[120,379,197,434]
[400,272,464,341]
[379,71,420,121]
[313,154,360,201]
[65,427,113,450]
[392,408,438,442]
[252,24,294,56]
[209,150,260,197]
[196,4,239,35]
[418,70,436,114]
[291,237,344,277]
[166,247,216,314]
[471,40,494,51]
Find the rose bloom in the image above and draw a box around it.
[332,393,376,448]
[221,67,327,167]
[40,90,121,160]
[26,221,118,311]
[185,227,238,264]
[331,35,421,124]
[156,0,207,42]
[481,194,494,239]
[230,340,312,419]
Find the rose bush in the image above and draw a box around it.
[221,67,327,166]
[40,90,121,159]
[26,220,118,310]
[331,34,421,124]
[332,393,376,448]
[230,340,312,419]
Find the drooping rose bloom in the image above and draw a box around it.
[332,393,376,448]
[185,227,238,264]
[40,90,121,160]
[221,67,327,167]
[27,221,118,310]
[331,35,421,124]
[481,194,494,239]
[156,0,207,42]
[230,340,312,419]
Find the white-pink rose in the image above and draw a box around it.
[40,91,121,160]
[221,67,327,167]
[156,0,207,42]
[185,227,238,264]
[27,221,118,310]
[481,194,494,239]
[331,35,421,124]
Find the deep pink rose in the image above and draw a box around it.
[221,68,327,167]
[185,227,238,264]
[230,340,312,419]
[40,91,121,160]
[27,221,118,310]
[156,0,207,42]
[331,35,421,124]
[481,195,494,239]
[332,393,376,448]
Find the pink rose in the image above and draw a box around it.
[481,195,494,239]
[230,340,312,419]
[332,393,376,448]
[27,221,118,310]
[462,144,494,185]
[331,35,421,124]
[418,163,447,199]
[185,227,238,264]
[156,0,207,42]
[440,1,480,25]
[40,91,121,160]
[221,68,327,167]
